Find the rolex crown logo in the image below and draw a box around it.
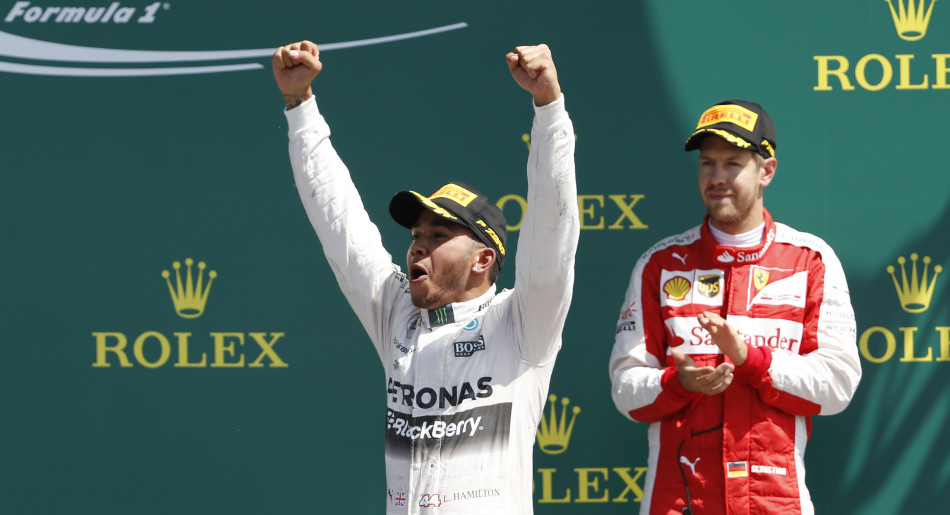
[886,0,938,41]
[887,253,942,313]
[537,394,581,455]
[162,258,217,319]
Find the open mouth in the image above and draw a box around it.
[410,264,429,282]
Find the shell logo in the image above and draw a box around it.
[663,276,691,301]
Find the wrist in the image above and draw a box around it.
[663,367,699,398]
[532,88,561,107]
[734,345,771,379]
[732,344,749,366]
[282,88,313,110]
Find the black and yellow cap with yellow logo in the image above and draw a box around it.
[684,99,777,159]
[389,182,508,268]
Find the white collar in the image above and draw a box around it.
[709,222,765,248]
[421,284,497,328]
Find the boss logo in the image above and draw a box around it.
[454,336,486,357]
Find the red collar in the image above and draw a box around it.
[701,209,776,266]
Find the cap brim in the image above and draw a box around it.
[389,190,428,228]
[683,131,706,151]
[389,190,466,229]
[684,128,753,152]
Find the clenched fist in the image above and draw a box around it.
[506,44,562,106]
[273,40,322,110]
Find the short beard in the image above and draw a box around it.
[704,188,761,231]
[409,242,478,309]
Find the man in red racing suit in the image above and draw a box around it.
[609,100,861,514]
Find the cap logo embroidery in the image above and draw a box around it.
[476,220,506,255]
[430,183,478,207]
[411,191,458,221]
[704,129,752,149]
[696,104,758,133]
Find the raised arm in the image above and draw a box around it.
[273,40,402,358]
[506,44,579,364]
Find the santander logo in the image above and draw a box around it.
[1,3,467,77]
[716,251,735,263]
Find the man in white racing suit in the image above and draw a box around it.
[272,40,579,514]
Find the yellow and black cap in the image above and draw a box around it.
[684,100,777,159]
[389,182,508,268]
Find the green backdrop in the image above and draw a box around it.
[2,1,948,513]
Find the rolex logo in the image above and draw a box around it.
[92,258,289,369]
[537,394,581,455]
[886,0,938,41]
[887,253,943,313]
[161,258,217,319]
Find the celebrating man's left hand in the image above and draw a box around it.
[506,44,562,106]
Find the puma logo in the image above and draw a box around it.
[672,252,687,265]
[680,456,700,475]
